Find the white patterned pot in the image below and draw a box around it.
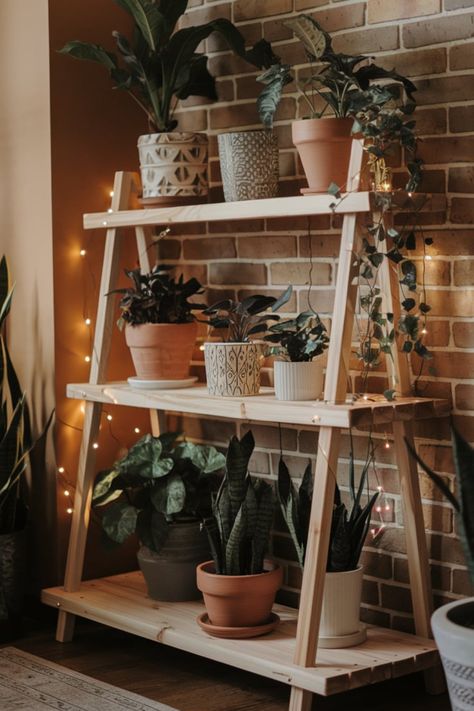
[319,566,366,648]
[431,597,474,711]
[204,342,261,397]
[137,132,208,201]
[274,360,324,401]
[218,129,279,202]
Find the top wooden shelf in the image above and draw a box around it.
[83,192,371,230]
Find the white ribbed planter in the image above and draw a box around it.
[204,342,261,397]
[273,360,324,401]
[431,597,474,711]
[218,129,279,202]
[137,132,208,201]
[319,566,366,648]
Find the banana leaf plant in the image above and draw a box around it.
[0,257,33,536]
[93,432,225,553]
[203,286,292,343]
[406,427,474,583]
[203,431,275,575]
[60,0,276,133]
[276,452,378,571]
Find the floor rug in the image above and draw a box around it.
[0,647,178,711]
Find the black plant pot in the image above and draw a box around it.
[0,528,27,641]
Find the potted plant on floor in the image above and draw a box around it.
[258,14,418,194]
[93,432,225,601]
[197,431,282,638]
[277,452,378,647]
[59,0,262,204]
[110,262,206,384]
[406,428,473,705]
[0,257,34,640]
[264,311,329,401]
[203,287,292,397]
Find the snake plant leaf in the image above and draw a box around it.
[173,441,225,475]
[251,480,274,574]
[226,432,254,519]
[298,462,313,553]
[277,458,305,567]
[0,258,12,329]
[150,474,186,516]
[0,397,26,496]
[215,480,232,548]
[327,503,351,572]
[202,516,223,573]
[102,501,138,544]
[114,0,165,52]
[225,505,246,575]
[283,14,330,61]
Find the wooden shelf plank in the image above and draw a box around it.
[41,572,438,697]
[66,382,449,429]
[83,193,371,230]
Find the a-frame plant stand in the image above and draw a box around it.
[43,140,447,711]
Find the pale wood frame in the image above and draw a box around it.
[53,143,442,710]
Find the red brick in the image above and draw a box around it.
[234,0,292,21]
[422,503,453,533]
[455,383,474,410]
[416,76,474,106]
[403,13,474,48]
[209,219,264,234]
[428,230,474,256]
[394,558,452,590]
[453,321,474,348]
[360,607,391,627]
[429,532,466,566]
[333,26,399,54]
[418,443,455,474]
[360,550,393,579]
[451,198,474,224]
[453,568,474,595]
[446,0,474,9]
[427,351,474,378]
[298,288,335,314]
[209,262,267,285]
[450,42,474,70]
[263,19,293,42]
[381,583,413,613]
[267,215,331,231]
[312,4,365,32]
[418,137,474,164]
[368,0,440,23]
[421,320,450,347]
[378,48,446,78]
[450,105,474,133]
[415,108,447,136]
[454,259,474,286]
[159,239,181,260]
[423,260,451,286]
[173,108,208,131]
[238,235,297,259]
[362,579,379,606]
[183,237,236,260]
[295,0,328,9]
[449,166,474,194]
[419,470,454,501]
[279,151,296,177]
[299,233,341,259]
[270,262,331,286]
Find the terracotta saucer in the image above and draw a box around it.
[197,612,280,639]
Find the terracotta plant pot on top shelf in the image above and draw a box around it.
[126,322,197,381]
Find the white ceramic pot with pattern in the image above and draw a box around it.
[137,132,208,203]
[431,597,474,710]
[204,342,261,397]
[218,129,279,202]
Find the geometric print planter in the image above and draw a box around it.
[218,129,279,202]
[204,342,261,396]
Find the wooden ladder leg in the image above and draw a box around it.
[56,171,135,642]
[393,419,444,694]
[289,687,313,711]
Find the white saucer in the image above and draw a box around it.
[127,376,198,390]
[318,625,367,649]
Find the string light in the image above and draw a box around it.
[425,255,432,261]
[107,208,113,214]
[64,490,70,497]
[134,427,141,434]
[421,327,428,335]
[84,318,91,326]
[106,414,113,421]
[66,507,73,515]
[80,249,86,257]
[84,355,91,363]
[377,485,383,492]
[199,344,205,351]
[92,442,99,449]
[384,439,390,450]
[385,504,391,512]
[80,405,85,414]
[109,190,114,198]
[376,505,382,513]
[58,466,65,474]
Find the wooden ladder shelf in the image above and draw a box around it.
[43,141,446,710]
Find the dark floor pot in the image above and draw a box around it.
[0,528,26,641]
[138,521,210,602]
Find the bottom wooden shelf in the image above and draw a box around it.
[42,571,438,697]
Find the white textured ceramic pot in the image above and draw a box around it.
[431,597,474,710]
[137,132,208,202]
[204,342,261,397]
[319,566,366,648]
[218,129,279,202]
[274,360,324,401]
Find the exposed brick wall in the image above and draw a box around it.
[168,0,474,629]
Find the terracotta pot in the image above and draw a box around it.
[204,342,262,397]
[218,129,279,202]
[273,360,324,401]
[137,521,210,602]
[137,132,208,203]
[196,560,283,628]
[125,322,197,380]
[292,117,354,194]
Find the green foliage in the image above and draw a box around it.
[203,432,274,575]
[406,428,474,584]
[60,0,274,132]
[277,452,378,572]
[203,287,292,343]
[93,432,226,553]
[0,257,34,535]
[264,311,329,362]
[109,264,206,328]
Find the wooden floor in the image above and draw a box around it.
[3,616,450,711]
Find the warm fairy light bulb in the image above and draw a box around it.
[107,208,113,214]
[67,507,73,515]
[363,394,368,401]
[102,220,108,226]
[92,442,99,449]
[384,441,390,450]
[58,466,65,474]
[421,327,428,335]
[385,504,391,512]
[109,190,114,197]
[312,415,320,423]
[80,249,86,257]
[80,405,85,414]
[64,490,70,497]
[408,192,413,197]
[199,344,205,351]
[107,414,113,421]
[85,318,91,326]
[377,485,383,492]
[376,505,382,513]
[425,255,432,261]
[134,427,141,434]
[371,528,376,536]
[84,355,91,363]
